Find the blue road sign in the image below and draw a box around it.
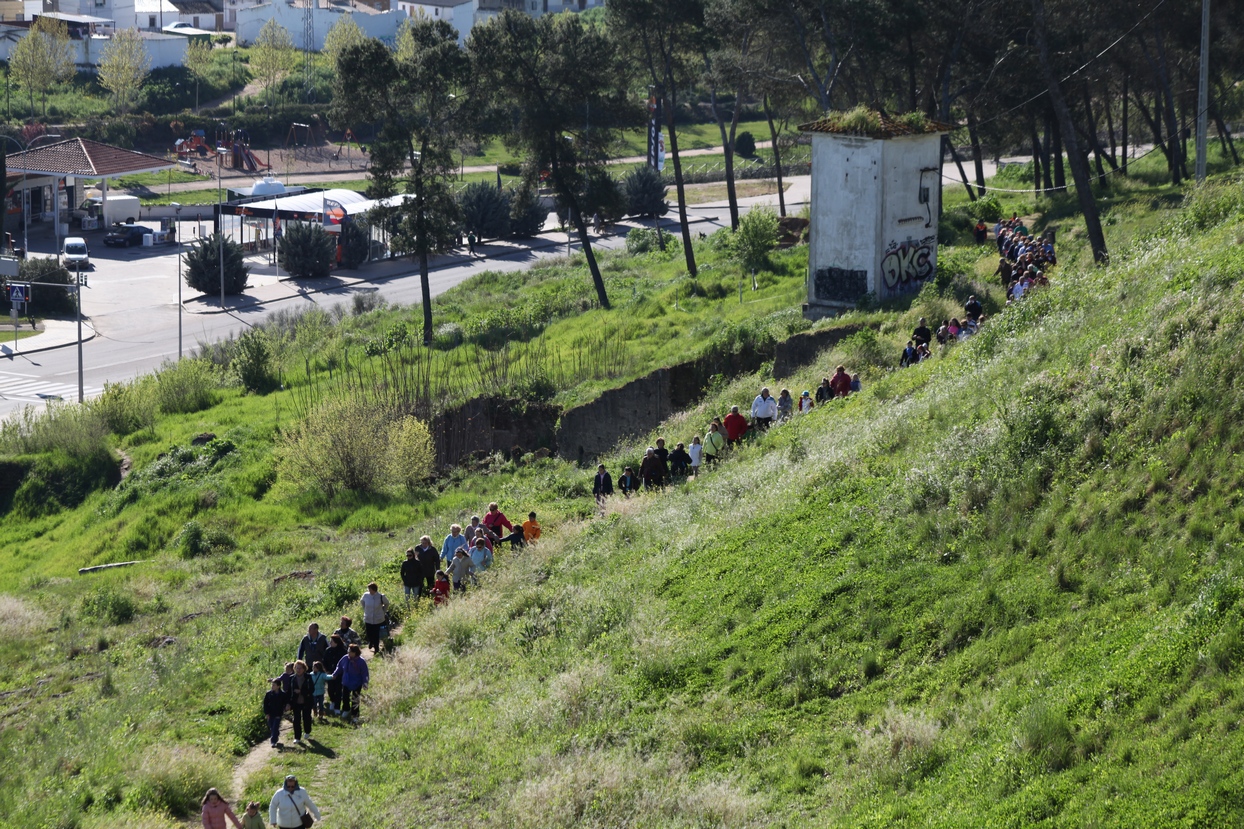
[8,284,26,303]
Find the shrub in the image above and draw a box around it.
[123,745,228,817]
[459,181,511,239]
[624,165,669,218]
[90,379,156,436]
[625,227,666,255]
[967,194,1003,223]
[384,416,435,491]
[81,587,137,625]
[0,400,110,459]
[230,328,279,393]
[339,220,370,269]
[509,184,547,237]
[153,359,219,414]
[734,130,756,158]
[278,396,435,496]
[1017,702,1078,771]
[184,233,249,295]
[729,206,779,271]
[279,221,336,279]
[16,257,77,316]
[582,168,627,222]
[11,448,119,516]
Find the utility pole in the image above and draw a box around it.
[1196,0,1210,183]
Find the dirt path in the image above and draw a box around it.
[225,630,400,813]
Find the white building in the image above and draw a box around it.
[799,112,950,315]
[133,0,220,31]
[0,15,187,67]
[394,0,472,42]
[236,1,403,48]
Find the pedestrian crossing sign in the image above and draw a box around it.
[8,284,26,304]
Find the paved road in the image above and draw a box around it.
[0,178,809,419]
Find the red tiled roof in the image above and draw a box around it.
[798,113,953,139]
[5,138,175,177]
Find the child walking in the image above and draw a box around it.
[263,678,287,748]
[310,661,329,722]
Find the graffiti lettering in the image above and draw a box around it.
[814,266,868,303]
[880,235,937,293]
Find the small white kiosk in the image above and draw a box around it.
[799,111,951,317]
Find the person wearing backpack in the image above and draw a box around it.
[269,775,320,829]
[331,644,369,722]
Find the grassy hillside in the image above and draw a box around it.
[3,166,1244,827]
[319,177,1244,826]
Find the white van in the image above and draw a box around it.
[61,237,90,270]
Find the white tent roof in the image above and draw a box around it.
[238,188,369,215]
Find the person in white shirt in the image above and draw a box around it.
[269,776,320,829]
[687,436,703,474]
[359,583,388,655]
[751,387,778,430]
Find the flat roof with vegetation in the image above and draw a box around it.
[798,106,952,139]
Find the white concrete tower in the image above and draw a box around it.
[799,112,951,316]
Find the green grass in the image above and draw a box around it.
[3,157,1244,826]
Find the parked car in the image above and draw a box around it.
[103,225,154,248]
[60,237,91,269]
[161,22,194,33]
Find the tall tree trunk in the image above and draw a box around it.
[1042,114,1054,191]
[968,109,986,197]
[1104,83,1117,165]
[1052,117,1065,189]
[664,89,697,276]
[1145,27,1183,183]
[1121,72,1129,175]
[1031,0,1108,264]
[1030,118,1044,196]
[411,145,435,346]
[1211,104,1240,164]
[708,80,739,231]
[1133,92,1172,171]
[764,95,786,218]
[947,137,976,201]
[549,153,610,309]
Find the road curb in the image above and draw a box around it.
[0,321,96,357]
[179,217,718,317]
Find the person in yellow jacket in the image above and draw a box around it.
[702,422,726,464]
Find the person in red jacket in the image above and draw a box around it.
[829,365,852,398]
[482,502,512,537]
[723,405,749,446]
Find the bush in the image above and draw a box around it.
[384,416,435,491]
[339,220,370,269]
[230,328,278,393]
[729,207,779,271]
[278,396,436,496]
[734,131,756,158]
[153,359,219,415]
[11,448,119,517]
[509,184,547,237]
[81,587,137,625]
[184,233,249,295]
[90,379,156,436]
[625,227,674,256]
[624,165,669,218]
[123,745,228,817]
[459,181,511,239]
[279,221,336,279]
[967,194,1003,223]
[582,168,626,222]
[0,400,110,459]
[16,257,77,316]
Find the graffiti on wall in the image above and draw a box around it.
[813,266,868,303]
[879,235,937,293]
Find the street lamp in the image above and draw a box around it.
[217,122,226,310]
[172,202,182,359]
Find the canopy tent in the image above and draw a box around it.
[219,188,369,221]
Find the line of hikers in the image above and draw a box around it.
[592,370,861,500]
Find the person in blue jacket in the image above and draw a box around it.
[331,643,369,723]
[441,523,469,568]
